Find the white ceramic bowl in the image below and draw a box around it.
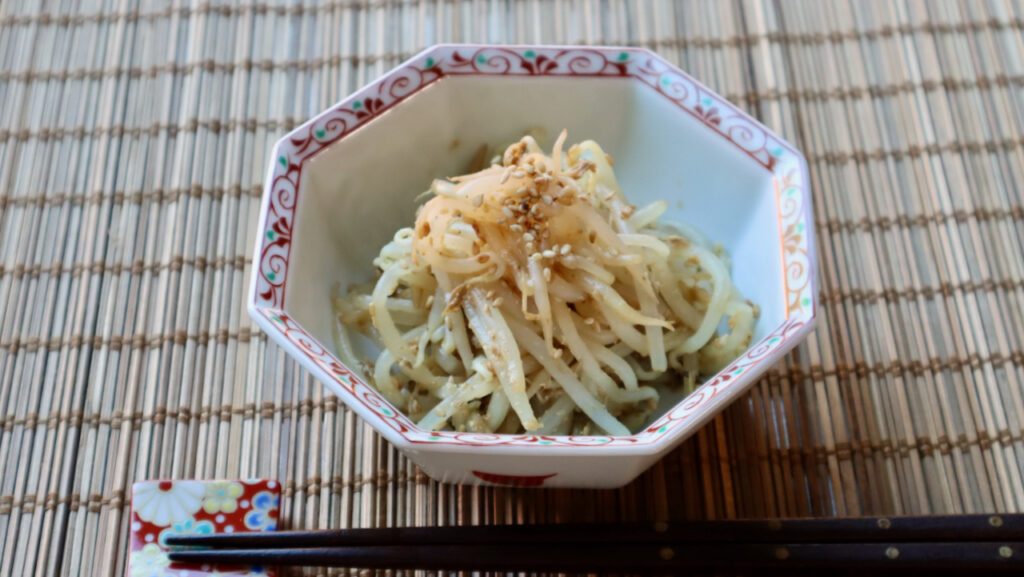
[249,44,816,488]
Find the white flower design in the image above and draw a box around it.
[202,480,244,514]
[128,543,170,577]
[133,480,205,527]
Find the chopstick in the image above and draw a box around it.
[165,514,1023,547]
[169,542,1023,573]
[166,514,1024,573]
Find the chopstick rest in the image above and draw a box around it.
[127,479,281,577]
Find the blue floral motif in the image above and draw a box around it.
[244,491,279,531]
[158,517,215,546]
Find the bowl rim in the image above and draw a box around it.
[248,43,817,456]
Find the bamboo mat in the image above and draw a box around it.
[1,0,1024,575]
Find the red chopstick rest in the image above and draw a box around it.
[127,479,282,576]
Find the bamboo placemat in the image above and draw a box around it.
[1,0,1023,575]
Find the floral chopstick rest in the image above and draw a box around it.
[128,479,281,577]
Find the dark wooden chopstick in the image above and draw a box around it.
[164,513,1024,548]
[169,542,1024,573]
[165,514,1024,572]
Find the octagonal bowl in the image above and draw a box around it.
[249,44,816,489]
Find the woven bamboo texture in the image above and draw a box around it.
[2,0,1024,575]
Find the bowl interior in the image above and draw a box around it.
[284,75,783,427]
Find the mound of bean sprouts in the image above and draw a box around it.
[333,131,757,435]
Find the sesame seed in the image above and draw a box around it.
[472,195,484,207]
[513,171,526,178]
[492,297,503,307]
[515,186,528,195]
[542,195,553,204]
[542,250,556,258]
[530,253,542,262]
[542,267,552,282]
[510,223,523,232]
[560,244,571,255]
[583,318,596,325]
[501,207,514,218]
